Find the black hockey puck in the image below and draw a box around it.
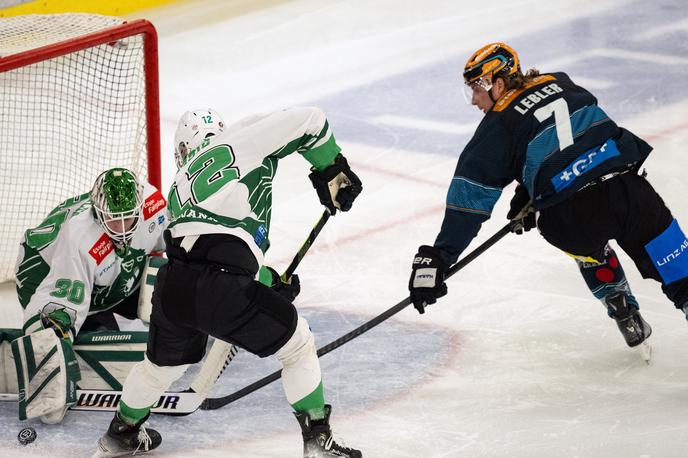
[17,427,37,445]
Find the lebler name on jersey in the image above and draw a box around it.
[513,83,564,115]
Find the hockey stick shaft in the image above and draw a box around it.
[189,341,239,395]
[201,222,514,410]
[282,210,330,281]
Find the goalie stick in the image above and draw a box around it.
[0,389,202,415]
[201,221,515,410]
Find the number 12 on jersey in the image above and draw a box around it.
[169,144,240,217]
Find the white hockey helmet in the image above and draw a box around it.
[90,168,144,247]
[174,109,225,168]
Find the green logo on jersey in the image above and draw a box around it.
[91,247,146,312]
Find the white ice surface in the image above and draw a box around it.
[2,0,688,456]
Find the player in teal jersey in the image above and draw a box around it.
[408,42,688,357]
[94,108,363,458]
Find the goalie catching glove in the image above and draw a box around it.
[507,184,536,235]
[408,245,448,314]
[309,154,362,215]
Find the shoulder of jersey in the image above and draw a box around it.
[59,211,113,265]
[492,73,566,113]
[141,182,167,221]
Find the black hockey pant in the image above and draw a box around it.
[146,259,298,367]
[537,172,688,310]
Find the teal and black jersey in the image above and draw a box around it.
[435,72,652,264]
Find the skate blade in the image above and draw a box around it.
[637,341,652,365]
[91,449,128,458]
[91,440,128,458]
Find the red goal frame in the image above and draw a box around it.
[0,19,161,189]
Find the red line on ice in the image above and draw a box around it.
[642,121,688,142]
[354,162,448,189]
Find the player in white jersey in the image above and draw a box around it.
[12,168,168,424]
[94,108,363,458]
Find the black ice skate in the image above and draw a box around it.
[604,292,652,347]
[294,405,362,458]
[92,413,161,458]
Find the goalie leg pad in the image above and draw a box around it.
[11,329,81,421]
[73,330,148,390]
[0,328,23,394]
[274,317,322,405]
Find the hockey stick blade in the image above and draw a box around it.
[201,222,514,410]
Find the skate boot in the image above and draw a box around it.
[294,405,362,458]
[92,412,161,458]
[604,292,652,347]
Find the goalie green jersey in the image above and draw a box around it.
[168,107,342,265]
[15,183,168,334]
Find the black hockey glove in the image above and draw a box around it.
[308,154,362,215]
[408,245,448,314]
[266,266,301,302]
[507,184,536,235]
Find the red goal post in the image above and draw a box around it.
[0,14,161,283]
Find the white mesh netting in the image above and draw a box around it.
[0,14,153,282]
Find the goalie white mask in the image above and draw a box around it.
[90,168,144,247]
[174,109,225,168]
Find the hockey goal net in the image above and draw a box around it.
[0,14,161,283]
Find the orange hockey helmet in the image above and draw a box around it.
[463,42,521,88]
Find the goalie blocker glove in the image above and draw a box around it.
[409,245,448,314]
[507,184,536,235]
[309,154,362,215]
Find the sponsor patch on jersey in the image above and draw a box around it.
[254,224,268,248]
[551,139,620,192]
[89,233,114,265]
[157,214,165,225]
[645,219,688,284]
[143,190,167,221]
